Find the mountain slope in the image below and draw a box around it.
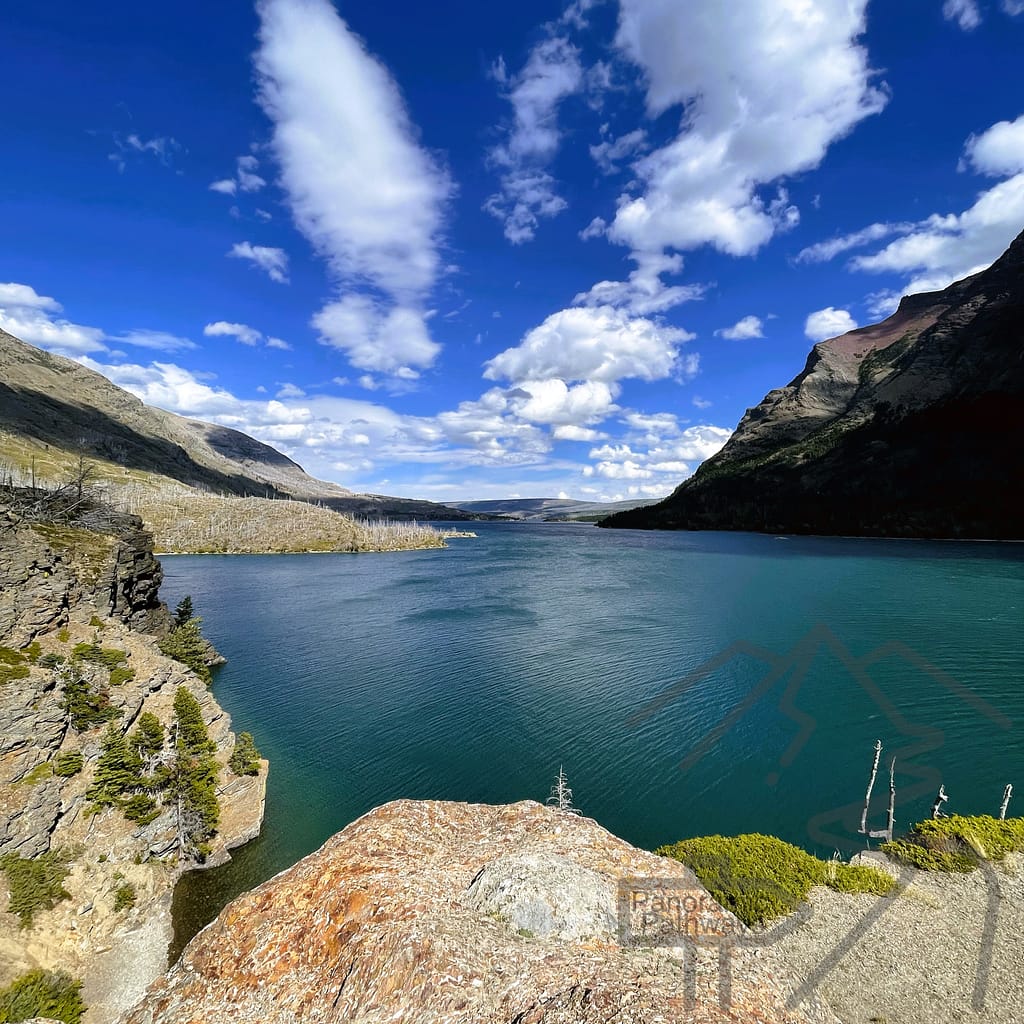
[451,497,652,521]
[602,227,1024,539]
[0,329,476,520]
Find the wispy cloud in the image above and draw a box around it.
[227,241,290,283]
[485,35,583,243]
[108,133,182,173]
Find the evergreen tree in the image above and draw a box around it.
[172,686,220,862]
[128,712,165,762]
[173,596,194,628]
[86,724,141,807]
[159,618,212,685]
[228,732,262,776]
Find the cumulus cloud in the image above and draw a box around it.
[204,321,262,346]
[714,315,764,340]
[227,241,290,283]
[607,0,886,261]
[805,307,857,341]
[312,296,439,377]
[0,282,107,356]
[485,35,583,242]
[485,305,690,384]
[255,0,450,376]
[963,114,1024,176]
[943,0,982,29]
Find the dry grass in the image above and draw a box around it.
[115,488,447,554]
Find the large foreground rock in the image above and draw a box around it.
[121,800,837,1024]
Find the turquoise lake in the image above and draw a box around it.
[163,524,1024,954]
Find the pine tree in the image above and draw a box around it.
[228,732,262,776]
[171,686,220,862]
[128,712,165,762]
[173,596,194,628]
[87,724,142,807]
[546,765,582,815]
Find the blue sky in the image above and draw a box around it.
[2,0,1023,502]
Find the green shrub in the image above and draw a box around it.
[0,849,73,927]
[57,627,70,643]
[129,712,165,760]
[59,665,121,732]
[882,815,1024,872]
[71,643,127,670]
[87,724,142,808]
[656,833,894,927]
[0,648,29,686]
[53,751,84,778]
[0,968,85,1024]
[228,731,262,776]
[123,794,160,825]
[172,687,220,861]
[113,882,137,912]
[88,615,105,628]
[108,666,136,686]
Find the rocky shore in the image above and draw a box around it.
[0,491,267,1022]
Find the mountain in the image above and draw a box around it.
[0,329,477,520]
[603,227,1024,539]
[451,497,652,521]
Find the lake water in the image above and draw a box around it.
[162,524,1024,955]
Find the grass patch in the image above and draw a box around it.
[20,763,53,785]
[108,666,136,686]
[0,647,30,686]
[0,849,73,928]
[0,968,85,1024]
[113,881,137,912]
[882,815,1024,872]
[657,833,895,927]
[53,751,84,778]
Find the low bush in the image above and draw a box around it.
[0,647,29,686]
[882,815,1024,872]
[656,833,894,927]
[53,751,84,778]
[0,968,85,1024]
[71,643,127,670]
[228,731,262,776]
[113,882,137,912]
[0,849,73,927]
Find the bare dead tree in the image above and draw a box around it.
[859,739,883,835]
[547,765,581,815]
[1000,784,1013,820]
[931,784,949,819]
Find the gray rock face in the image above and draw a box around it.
[465,851,618,941]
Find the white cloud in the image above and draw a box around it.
[266,336,292,350]
[581,424,732,487]
[276,382,306,398]
[256,0,449,300]
[590,128,648,174]
[573,251,706,315]
[607,0,886,259]
[552,424,607,441]
[204,321,262,346]
[0,284,106,356]
[1003,0,1024,13]
[210,154,268,197]
[692,396,712,409]
[0,283,61,311]
[943,0,982,30]
[485,36,583,243]
[227,241,290,284]
[963,114,1024,177]
[312,295,439,376]
[112,329,197,352]
[714,315,764,340]
[484,305,690,384]
[805,306,857,341]
[795,222,913,263]
[108,133,182,173]
[506,378,619,425]
[255,0,449,376]
[847,118,1024,294]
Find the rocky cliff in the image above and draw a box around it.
[603,226,1024,538]
[0,490,266,1021]
[120,799,837,1024]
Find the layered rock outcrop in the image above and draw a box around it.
[122,800,837,1024]
[0,492,266,1021]
[603,226,1024,538]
